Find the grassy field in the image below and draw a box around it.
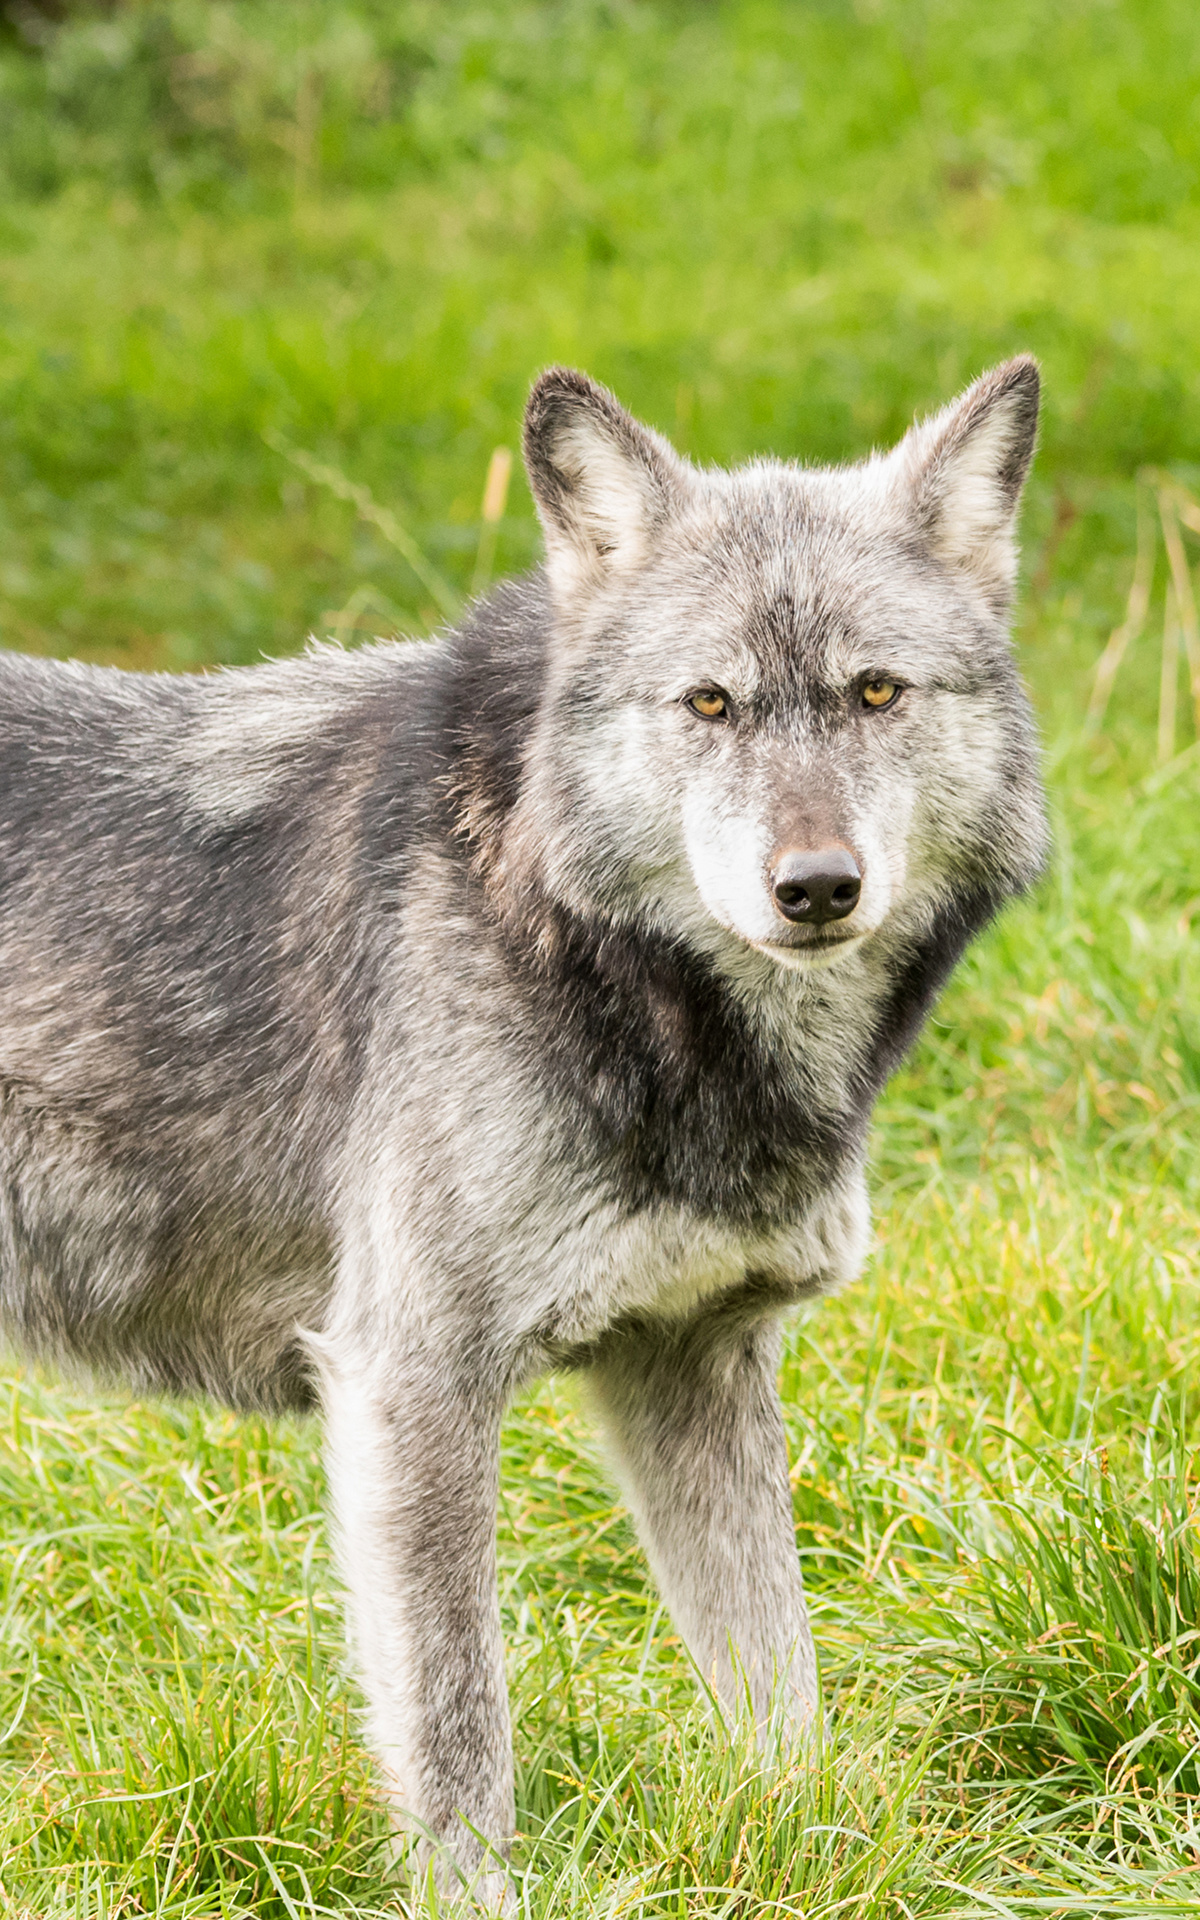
[2,1,1200,1912]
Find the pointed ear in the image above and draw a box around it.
[890,357,1040,603]
[522,368,688,600]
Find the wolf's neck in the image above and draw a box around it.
[475,884,861,1220]
[472,866,997,1223]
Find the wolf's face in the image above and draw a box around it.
[517,362,1046,973]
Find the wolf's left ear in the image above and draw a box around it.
[523,368,688,600]
[889,357,1040,604]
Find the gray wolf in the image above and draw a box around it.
[0,360,1045,1899]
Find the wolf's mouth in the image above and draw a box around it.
[753,929,868,970]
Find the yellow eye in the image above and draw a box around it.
[689,689,728,719]
[862,679,899,710]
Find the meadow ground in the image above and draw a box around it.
[2,2,1200,1912]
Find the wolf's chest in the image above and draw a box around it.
[488,1153,872,1356]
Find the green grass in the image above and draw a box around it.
[3,1,1200,1912]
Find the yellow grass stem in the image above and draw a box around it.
[1157,578,1179,765]
[1159,487,1200,738]
[1087,480,1155,731]
[470,447,513,600]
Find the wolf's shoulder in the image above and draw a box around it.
[0,635,426,746]
[0,580,554,872]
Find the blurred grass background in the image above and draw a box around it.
[3,2,1200,1914]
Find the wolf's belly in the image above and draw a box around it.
[0,1076,333,1411]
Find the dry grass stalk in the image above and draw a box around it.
[1158,486,1200,736]
[1089,474,1200,756]
[1087,480,1155,731]
[470,446,513,600]
[1158,578,1179,765]
[263,428,460,621]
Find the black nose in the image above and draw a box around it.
[770,846,862,925]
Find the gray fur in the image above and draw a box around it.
[0,361,1046,1898]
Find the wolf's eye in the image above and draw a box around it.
[688,689,729,720]
[861,679,900,710]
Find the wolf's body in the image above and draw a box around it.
[0,363,1045,1896]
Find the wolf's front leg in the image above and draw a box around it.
[585,1300,816,1739]
[319,1344,514,1902]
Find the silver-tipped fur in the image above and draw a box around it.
[0,360,1045,1899]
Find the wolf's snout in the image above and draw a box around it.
[770,846,862,926]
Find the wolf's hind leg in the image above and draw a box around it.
[584,1301,817,1741]
[318,1341,514,1904]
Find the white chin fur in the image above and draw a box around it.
[747,931,869,971]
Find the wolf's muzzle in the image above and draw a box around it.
[770,845,862,926]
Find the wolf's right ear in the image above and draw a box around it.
[523,369,688,601]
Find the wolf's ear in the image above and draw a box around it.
[889,357,1040,603]
[523,368,687,600]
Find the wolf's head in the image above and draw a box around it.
[505,361,1046,978]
